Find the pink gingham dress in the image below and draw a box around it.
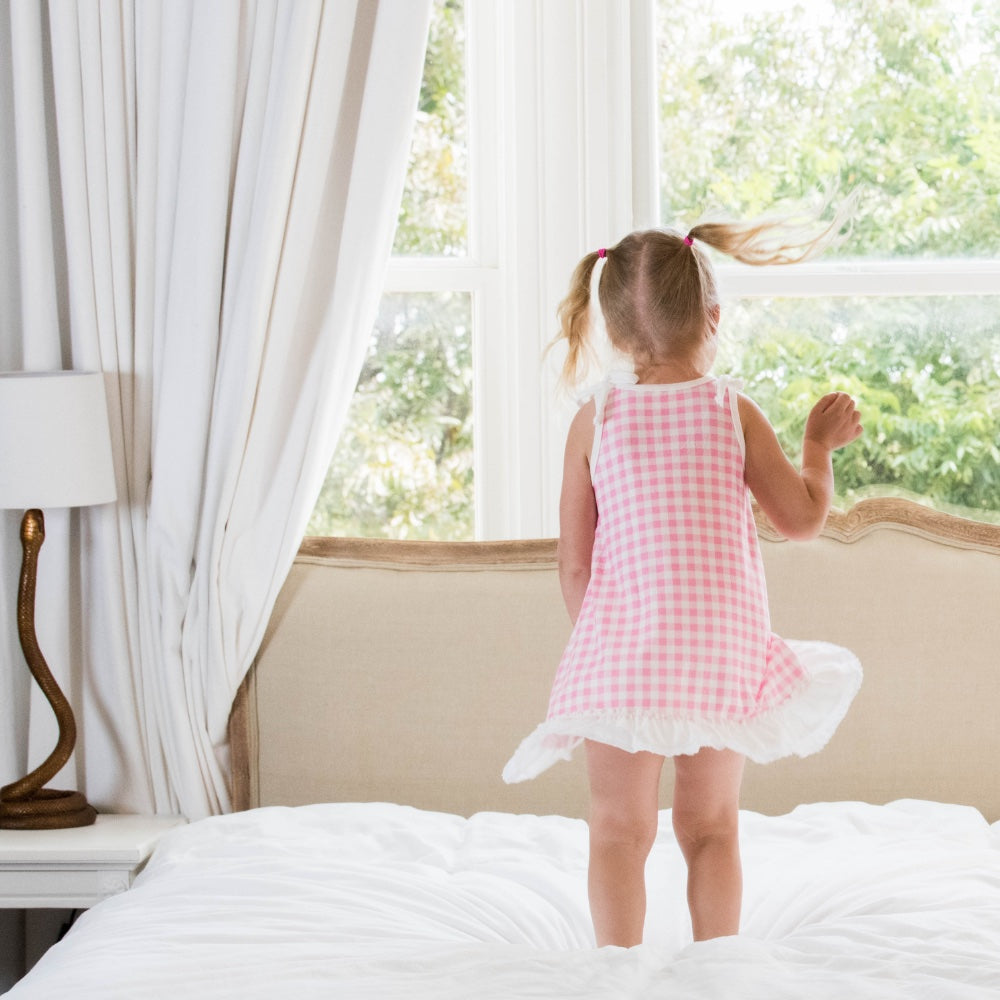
[503,373,861,782]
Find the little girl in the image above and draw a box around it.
[502,214,863,949]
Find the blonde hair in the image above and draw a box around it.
[553,199,854,387]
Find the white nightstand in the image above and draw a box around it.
[0,814,186,909]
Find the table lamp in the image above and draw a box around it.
[0,371,117,830]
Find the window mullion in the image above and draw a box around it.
[718,260,1000,299]
[383,260,490,294]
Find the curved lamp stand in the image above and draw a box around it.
[0,510,97,829]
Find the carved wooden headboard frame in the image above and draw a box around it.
[229,498,1000,820]
[759,497,1000,549]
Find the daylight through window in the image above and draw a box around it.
[659,0,1000,519]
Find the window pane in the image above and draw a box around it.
[392,0,467,257]
[657,0,1000,258]
[718,295,1000,520]
[307,293,474,540]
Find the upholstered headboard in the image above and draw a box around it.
[229,499,1000,821]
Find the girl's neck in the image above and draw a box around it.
[634,359,710,385]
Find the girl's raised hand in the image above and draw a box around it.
[804,392,863,451]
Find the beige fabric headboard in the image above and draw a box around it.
[230,499,1000,821]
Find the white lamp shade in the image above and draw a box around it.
[0,371,117,510]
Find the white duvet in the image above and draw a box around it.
[9,800,1000,999]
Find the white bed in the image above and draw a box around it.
[8,499,1000,998]
[9,801,1000,998]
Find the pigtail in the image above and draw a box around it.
[551,251,601,388]
[688,191,857,266]
[546,193,857,391]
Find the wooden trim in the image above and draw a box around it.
[754,497,1000,552]
[299,499,1000,567]
[297,535,558,568]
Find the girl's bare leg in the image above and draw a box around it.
[671,747,745,941]
[584,740,665,947]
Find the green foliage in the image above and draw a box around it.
[306,293,474,539]
[720,295,1000,519]
[657,0,1000,522]
[392,0,467,256]
[659,0,1000,257]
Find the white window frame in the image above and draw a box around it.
[384,0,1000,541]
[385,0,646,540]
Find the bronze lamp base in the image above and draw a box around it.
[0,788,97,830]
[0,509,97,830]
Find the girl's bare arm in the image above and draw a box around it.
[740,392,862,541]
[557,401,598,623]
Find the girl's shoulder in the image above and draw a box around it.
[735,391,770,429]
[561,397,597,465]
[566,397,597,448]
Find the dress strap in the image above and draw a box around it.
[577,370,637,472]
[714,375,746,462]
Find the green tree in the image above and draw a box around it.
[307,292,474,539]
[393,0,466,256]
[718,295,1000,519]
[660,0,1000,521]
[659,0,1000,256]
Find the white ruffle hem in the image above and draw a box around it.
[501,640,862,783]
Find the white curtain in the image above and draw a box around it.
[0,0,432,820]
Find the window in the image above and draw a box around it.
[308,0,478,540]
[305,291,473,539]
[657,0,1000,519]
[308,0,613,541]
[308,0,1000,541]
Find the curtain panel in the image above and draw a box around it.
[0,0,431,819]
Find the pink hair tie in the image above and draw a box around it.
[597,248,607,258]
[683,234,694,246]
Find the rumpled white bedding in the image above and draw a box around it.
[9,800,1000,999]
